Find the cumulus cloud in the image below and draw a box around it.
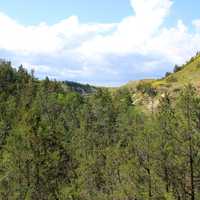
[77,0,172,57]
[0,0,200,86]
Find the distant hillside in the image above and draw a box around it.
[152,52,200,91]
[62,80,97,95]
[122,52,200,93]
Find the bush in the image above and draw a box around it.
[165,72,171,77]
[166,76,177,83]
[137,81,157,96]
[173,65,182,73]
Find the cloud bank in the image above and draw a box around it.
[0,0,200,86]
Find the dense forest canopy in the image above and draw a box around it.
[0,60,200,200]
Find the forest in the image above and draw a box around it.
[0,60,200,200]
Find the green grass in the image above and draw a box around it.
[122,54,200,93]
[153,54,200,89]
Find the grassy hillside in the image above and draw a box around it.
[122,53,200,93]
[116,53,200,111]
[153,53,200,90]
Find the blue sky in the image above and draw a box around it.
[0,0,133,24]
[0,0,200,86]
[0,0,200,25]
[1,0,200,27]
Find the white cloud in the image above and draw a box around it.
[76,0,172,58]
[0,0,200,86]
[192,19,200,32]
[146,20,200,65]
[0,13,116,54]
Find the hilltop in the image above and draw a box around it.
[122,52,200,93]
[153,53,200,91]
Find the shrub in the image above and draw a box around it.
[173,65,182,73]
[165,72,171,77]
[137,81,157,96]
[166,75,177,83]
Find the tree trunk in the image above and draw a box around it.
[189,139,195,200]
[147,167,152,200]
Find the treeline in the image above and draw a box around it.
[0,61,200,200]
[165,52,200,78]
[63,81,97,94]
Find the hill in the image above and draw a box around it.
[62,80,97,94]
[115,53,200,111]
[153,52,200,91]
[122,52,200,93]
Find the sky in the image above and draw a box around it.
[0,0,200,86]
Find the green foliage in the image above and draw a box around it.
[166,75,177,83]
[63,80,97,94]
[165,72,172,77]
[173,65,182,73]
[0,62,200,199]
[137,81,157,97]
